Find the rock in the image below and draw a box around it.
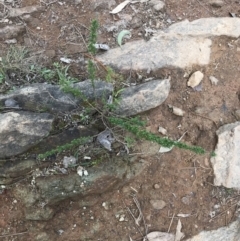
[25,206,54,221]
[186,216,240,241]
[114,79,170,116]
[209,76,219,85]
[0,159,38,185]
[89,0,116,10]
[0,81,113,114]
[187,71,204,88]
[8,5,44,18]
[150,199,166,210]
[158,126,167,135]
[235,110,240,119]
[167,18,240,38]
[35,126,97,155]
[74,0,82,4]
[0,112,54,158]
[144,231,175,241]
[98,35,211,71]
[149,0,166,12]
[13,158,147,220]
[35,232,51,241]
[209,0,224,8]
[211,122,240,189]
[153,183,160,189]
[0,25,25,40]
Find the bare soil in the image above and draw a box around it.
[1,0,240,240]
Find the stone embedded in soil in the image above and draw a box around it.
[0,159,38,185]
[98,35,211,71]
[187,71,204,88]
[8,5,44,18]
[186,216,240,241]
[150,199,166,210]
[209,76,219,85]
[0,111,54,158]
[13,158,147,220]
[90,0,116,10]
[114,79,170,116]
[209,0,225,8]
[211,122,240,189]
[0,25,25,40]
[0,80,113,114]
[167,18,240,38]
[149,0,165,12]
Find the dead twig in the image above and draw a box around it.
[168,213,175,233]
[209,202,239,222]
[0,231,28,238]
[189,111,218,127]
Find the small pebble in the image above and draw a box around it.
[154,184,160,189]
[150,199,166,210]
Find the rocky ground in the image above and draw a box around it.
[0,0,240,241]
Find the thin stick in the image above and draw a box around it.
[190,111,218,127]
[168,213,175,233]
[0,231,28,238]
[209,202,238,222]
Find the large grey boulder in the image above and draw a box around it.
[98,18,240,72]
[0,80,113,114]
[186,216,240,241]
[115,79,170,116]
[98,35,211,71]
[167,17,240,38]
[211,122,240,189]
[0,111,54,158]
[13,158,147,220]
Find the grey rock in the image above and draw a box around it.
[35,232,51,241]
[0,159,38,184]
[167,18,240,38]
[211,122,240,189]
[149,0,165,12]
[14,158,147,220]
[0,25,25,40]
[0,111,53,158]
[235,109,240,120]
[186,216,240,241]
[114,79,170,116]
[209,0,224,8]
[150,199,166,210]
[0,80,113,114]
[209,76,219,85]
[25,206,54,221]
[89,0,116,10]
[8,5,44,18]
[98,35,211,71]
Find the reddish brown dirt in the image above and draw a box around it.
[0,0,240,240]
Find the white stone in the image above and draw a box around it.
[149,0,165,11]
[167,18,240,38]
[150,199,166,210]
[98,35,211,70]
[209,76,219,85]
[211,122,240,189]
[188,71,204,88]
[186,216,240,241]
